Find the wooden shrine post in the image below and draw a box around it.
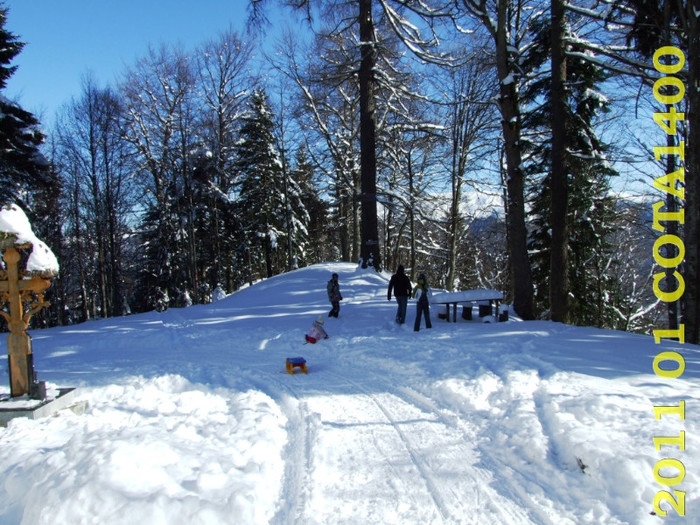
[0,242,53,397]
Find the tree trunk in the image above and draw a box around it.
[409,154,416,281]
[281,150,295,271]
[446,94,464,292]
[549,0,569,323]
[358,0,381,270]
[495,0,534,319]
[72,183,90,323]
[447,143,462,291]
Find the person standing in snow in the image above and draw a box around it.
[387,265,412,324]
[412,273,432,332]
[327,273,342,317]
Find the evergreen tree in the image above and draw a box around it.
[27,161,64,327]
[188,145,244,295]
[235,89,287,279]
[292,146,328,265]
[609,0,693,338]
[0,4,51,206]
[131,204,175,313]
[523,12,618,326]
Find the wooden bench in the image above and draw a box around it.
[286,357,308,374]
[431,290,504,323]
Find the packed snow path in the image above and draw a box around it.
[0,262,698,524]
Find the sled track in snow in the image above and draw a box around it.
[181,336,547,524]
[240,367,314,525]
[445,354,567,525]
[328,367,539,525]
[322,370,455,523]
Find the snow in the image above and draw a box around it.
[0,204,33,239]
[212,285,226,302]
[0,204,59,275]
[432,289,504,303]
[501,72,515,86]
[582,88,609,105]
[0,261,698,524]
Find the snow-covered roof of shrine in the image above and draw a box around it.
[0,204,59,276]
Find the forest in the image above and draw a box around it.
[0,0,695,337]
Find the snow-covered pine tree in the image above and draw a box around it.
[196,28,254,293]
[234,89,287,279]
[122,45,196,312]
[290,146,328,266]
[523,10,618,327]
[0,5,52,206]
[26,161,64,327]
[186,146,242,300]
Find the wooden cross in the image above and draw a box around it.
[0,245,52,397]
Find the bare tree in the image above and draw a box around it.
[195,28,256,291]
[456,0,540,319]
[437,57,497,291]
[197,27,254,187]
[250,0,454,272]
[271,26,362,262]
[55,74,134,318]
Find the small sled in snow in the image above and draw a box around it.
[286,357,307,375]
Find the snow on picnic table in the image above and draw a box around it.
[0,262,698,525]
[431,289,504,303]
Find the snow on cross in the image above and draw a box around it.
[0,203,59,275]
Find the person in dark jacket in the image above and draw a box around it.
[412,273,432,332]
[327,273,342,317]
[387,265,412,324]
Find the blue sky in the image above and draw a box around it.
[4,0,253,125]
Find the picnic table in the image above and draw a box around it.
[431,289,504,322]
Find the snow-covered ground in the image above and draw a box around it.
[0,262,697,525]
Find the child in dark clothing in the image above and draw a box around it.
[327,273,342,317]
[412,273,432,332]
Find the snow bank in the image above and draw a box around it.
[1,376,287,525]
